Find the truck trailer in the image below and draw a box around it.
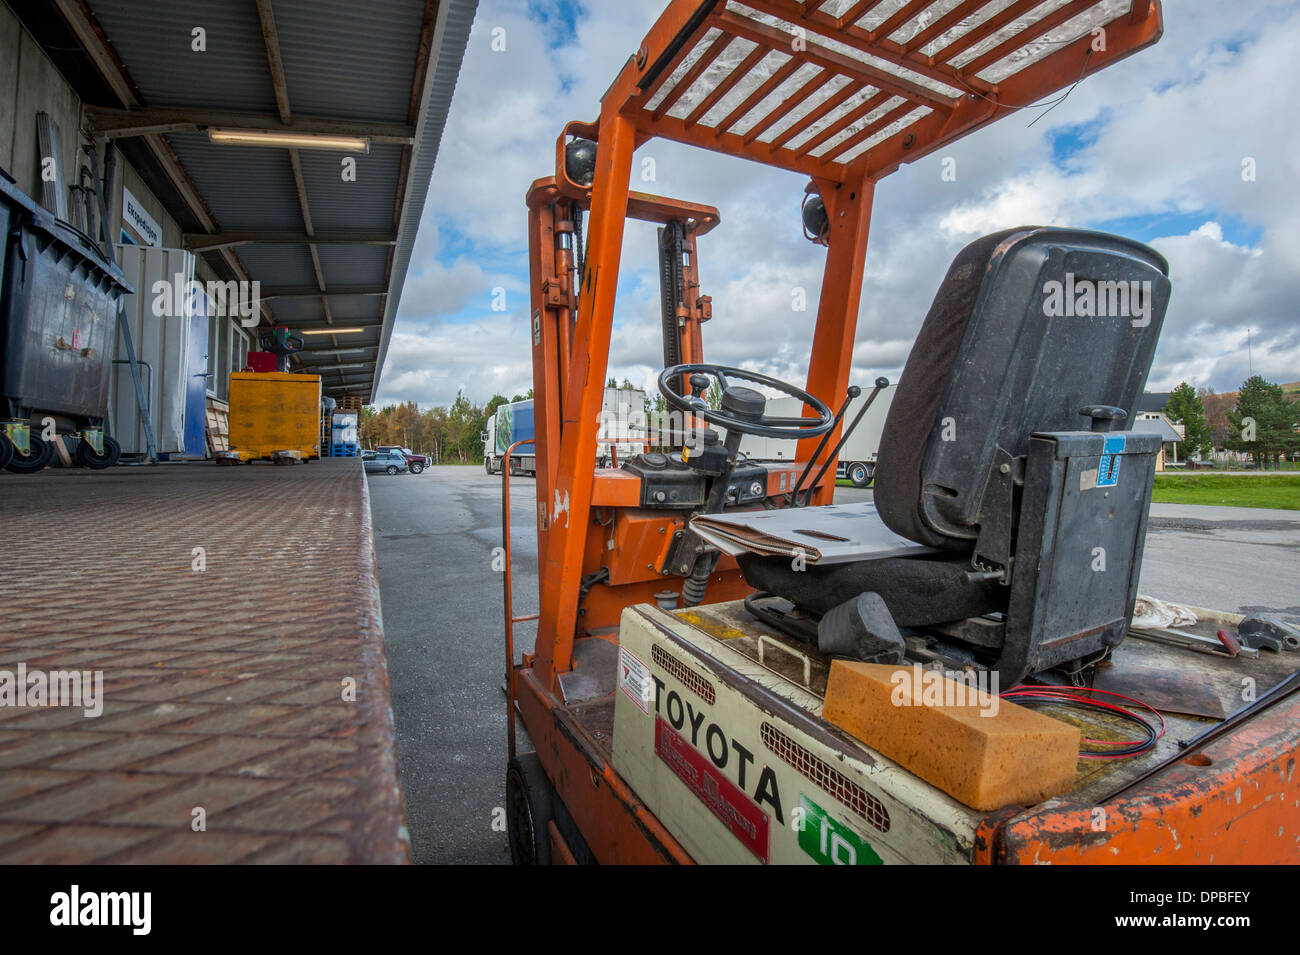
[486,387,649,476]
[736,384,895,486]
[484,399,536,476]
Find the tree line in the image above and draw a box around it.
[1164,375,1299,468]
[359,389,532,464]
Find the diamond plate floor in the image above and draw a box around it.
[0,460,408,863]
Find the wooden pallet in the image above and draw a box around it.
[205,397,230,455]
[337,395,363,411]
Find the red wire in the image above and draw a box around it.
[1000,684,1166,757]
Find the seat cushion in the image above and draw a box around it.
[737,552,1004,627]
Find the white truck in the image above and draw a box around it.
[484,387,649,476]
[597,385,649,466]
[483,399,536,476]
[736,382,895,486]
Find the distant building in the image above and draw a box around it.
[1135,393,1171,414]
[1134,410,1183,470]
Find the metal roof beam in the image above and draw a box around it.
[256,0,293,124]
[184,232,397,251]
[85,106,416,145]
[259,285,389,299]
[53,0,275,328]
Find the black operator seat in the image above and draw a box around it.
[739,226,1172,684]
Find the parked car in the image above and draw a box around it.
[362,450,409,475]
[376,445,431,474]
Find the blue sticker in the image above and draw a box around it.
[1097,434,1125,487]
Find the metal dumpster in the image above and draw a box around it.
[0,175,132,430]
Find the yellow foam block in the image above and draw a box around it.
[823,662,1080,811]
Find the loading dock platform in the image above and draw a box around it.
[0,460,407,863]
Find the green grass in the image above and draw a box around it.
[1151,473,1300,510]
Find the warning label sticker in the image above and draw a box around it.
[619,647,652,714]
[1097,434,1126,487]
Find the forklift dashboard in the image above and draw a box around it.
[621,451,773,510]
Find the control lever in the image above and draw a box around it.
[789,385,859,502]
[1080,405,1127,432]
[792,377,889,506]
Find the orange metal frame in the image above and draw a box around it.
[510,0,1173,865]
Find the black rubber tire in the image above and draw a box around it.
[409,462,423,474]
[75,435,121,470]
[0,434,12,471]
[385,465,398,475]
[485,457,492,474]
[506,753,555,865]
[848,461,872,488]
[4,434,53,474]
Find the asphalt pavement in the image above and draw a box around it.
[371,467,1300,864]
[367,462,537,864]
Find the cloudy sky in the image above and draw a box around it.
[375,0,1300,410]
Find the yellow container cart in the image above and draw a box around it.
[219,372,322,464]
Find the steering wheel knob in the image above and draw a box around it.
[720,385,766,421]
[689,373,711,398]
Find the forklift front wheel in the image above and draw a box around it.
[0,434,12,471]
[4,434,53,474]
[76,435,121,470]
[506,753,555,865]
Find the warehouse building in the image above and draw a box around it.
[0,0,476,862]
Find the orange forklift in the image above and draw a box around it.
[501,0,1300,864]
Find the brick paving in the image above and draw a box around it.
[0,460,409,863]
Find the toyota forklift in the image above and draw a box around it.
[501,0,1300,864]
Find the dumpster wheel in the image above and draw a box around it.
[506,753,555,865]
[75,436,121,470]
[4,434,53,474]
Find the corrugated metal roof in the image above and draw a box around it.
[271,0,425,124]
[72,0,478,400]
[165,131,305,230]
[297,144,406,232]
[235,243,320,287]
[316,244,390,287]
[90,1,280,114]
[269,295,384,324]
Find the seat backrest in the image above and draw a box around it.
[873,227,1171,549]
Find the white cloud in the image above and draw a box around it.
[379,0,1300,409]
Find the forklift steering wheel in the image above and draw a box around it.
[658,364,834,440]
